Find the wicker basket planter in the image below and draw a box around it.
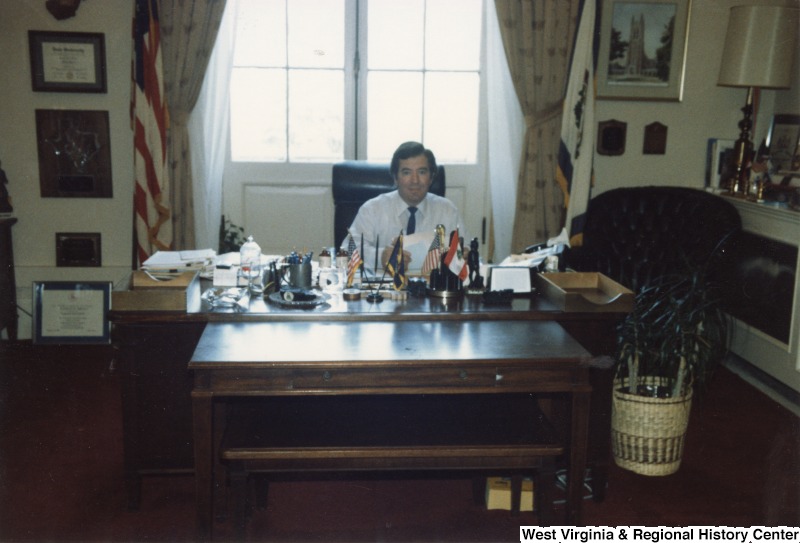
[611,378,693,476]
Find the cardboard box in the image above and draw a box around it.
[536,272,633,313]
[112,271,201,311]
[485,477,534,512]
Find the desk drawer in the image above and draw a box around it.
[205,366,499,392]
[494,366,589,391]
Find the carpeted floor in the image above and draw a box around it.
[0,343,797,542]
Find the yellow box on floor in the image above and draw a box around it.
[485,477,534,512]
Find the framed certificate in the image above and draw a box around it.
[32,281,112,344]
[28,31,107,93]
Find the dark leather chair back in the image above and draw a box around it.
[564,186,741,292]
[332,161,445,247]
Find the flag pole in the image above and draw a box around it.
[360,233,365,283]
[367,230,402,303]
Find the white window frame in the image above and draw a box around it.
[222,0,490,256]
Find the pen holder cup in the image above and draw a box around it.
[286,263,313,289]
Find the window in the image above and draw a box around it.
[229,0,483,163]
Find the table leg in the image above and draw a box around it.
[192,391,214,540]
[566,389,591,525]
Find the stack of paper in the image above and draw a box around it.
[142,249,216,274]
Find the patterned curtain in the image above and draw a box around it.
[494,0,581,247]
[159,0,227,250]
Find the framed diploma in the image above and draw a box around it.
[32,281,112,344]
[28,31,107,93]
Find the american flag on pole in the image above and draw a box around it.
[132,0,172,266]
[442,229,468,281]
[421,234,441,276]
[346,233,362,287]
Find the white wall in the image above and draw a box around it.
[0,0,797,338]
[0,1,134,338]
[592,0,799,195]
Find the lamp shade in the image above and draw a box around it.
[718,5,799,89]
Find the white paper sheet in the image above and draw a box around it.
[402,231,435,272]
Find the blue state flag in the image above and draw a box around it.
[386,236,406,291]
[557,0,598,247]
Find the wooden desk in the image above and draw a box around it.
[111,286,622,510]
[189,320,592,538]
[0,218,17,340]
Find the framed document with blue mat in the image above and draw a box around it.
[32,281,111,344]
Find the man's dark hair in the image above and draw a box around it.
[390,141,437,180]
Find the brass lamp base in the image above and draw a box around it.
[727,87,755,197]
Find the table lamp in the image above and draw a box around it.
[717,5,799,196]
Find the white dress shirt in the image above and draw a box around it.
[342,190,467,273]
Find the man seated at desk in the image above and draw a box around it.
[343,141,468,274]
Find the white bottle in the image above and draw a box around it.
[239,235,262,290]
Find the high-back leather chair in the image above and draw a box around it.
[564,186,742,292]
[332,161,445,248]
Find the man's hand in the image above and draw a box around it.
[381,237,412,268]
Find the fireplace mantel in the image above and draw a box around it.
[722,196,800,392]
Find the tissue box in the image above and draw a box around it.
[112,271,201,311]
[485,477,534,512]
[536,272,633,313]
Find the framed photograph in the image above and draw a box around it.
[707,138,736,189]
[28,31,107,93]
[596,0,692,101]
[766,114,800,174]
[32,281,112,344]
[35,109,113,198]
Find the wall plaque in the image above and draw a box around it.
[35,109,112,198]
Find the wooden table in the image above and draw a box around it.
[110,285,623,513]
[189,319,592,538]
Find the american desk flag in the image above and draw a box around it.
[557,0,597,248]
[421,233,442,276]
[386,235,406,291]
[132,0,172,266]
[346,233,362,287]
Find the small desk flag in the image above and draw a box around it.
[346,233,362,287]
[386,235,407,290]
[443,229,468,281]
[421,233,442,276]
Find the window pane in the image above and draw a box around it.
[289,70,344,161]
[230,68,286,161]
[426,0,482,70]
[424,72,479,163]
[367,72,423,161]
[234,0,285,67]
[288,0,345,68]
[367,0,424,70]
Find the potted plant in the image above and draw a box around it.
[219,215,246,254]
[611,258,731,476]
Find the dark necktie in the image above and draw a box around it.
[406,207,417,235]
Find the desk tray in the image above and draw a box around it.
[536,272,633,313]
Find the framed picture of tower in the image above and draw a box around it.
[596,0,692,101]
